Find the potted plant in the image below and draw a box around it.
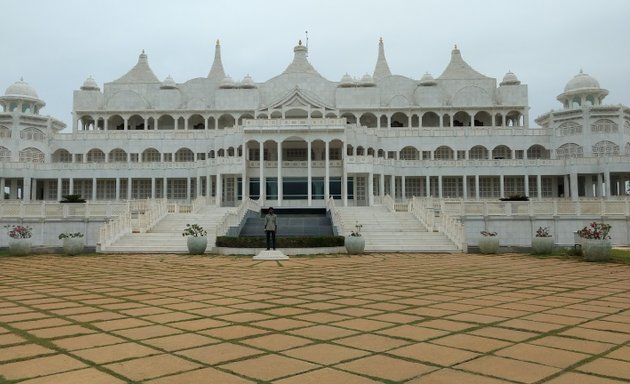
[5,224,33,256]
[478,230,499,254]
[344,222,365,254]
[577,222,612,261]
[58,232,85,255]
[182,224,208,254]
[532,226,554,255]
[60,194,86,203]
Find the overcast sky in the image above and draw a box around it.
[3,0,629,129]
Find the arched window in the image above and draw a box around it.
[592,140,619,157]
[473,111,492,127]
[469,145,489,160]
[0,146,11,162]
[218,114,235,129]
[492,145,512,159]
[19,147,44,163]
[421,112,440,127]
[526,145,550,159]
[52,149,72,163]
[453,111,470,127]
[109,148,128,162]
[625,143,630,155]
[400,146,419,160]
[107,115,124,130]
[175,148,194,162]
[591,119,618,133]
[86,149,105,163]
[390,112,408,127]
[0,126,11,138]
[157,115,175,130]
[359,113,377,128]
[142,148,160,162]
[434,146,454,160]
[556,143,583,159]
[356,146,365,156]
[341,113,357,125]
[506,111,523,127]
[189,114,206,130]
[558,121,582,136]
[20,127,46,141]
[377,149,385,158]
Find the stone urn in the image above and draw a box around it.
[478,237,499,254]
[531,237,554,255]
[345,236,365,254]
[63,238,84,256]
[8,238,31,256]
[582,239,611,262]
[187,236,208,255]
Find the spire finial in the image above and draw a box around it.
[379,37,383,44]
[142,49,145,54]
[216,39,220,46]
[20,76,24,81]
[579,68,583,74]
[454,44,458,49]
[298,39,302,46]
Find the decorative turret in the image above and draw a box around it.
[282,40,319,75]
[219,75,236,89]
[338,73,355,88]
[240,74,256,89]
[1,78,46,112]
[160,75,177,89]
[438,45,489,80]
[500,71,521,86]
[372,37,392,80]
[359,73,376,87]
[557,70,608,108]
[208,40,226,82]
[80,76,100,91]
[419,72,437,86]
[113,50,160,83]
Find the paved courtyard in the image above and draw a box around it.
[0,253,629,383]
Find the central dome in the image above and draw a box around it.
[4,79,39,99]
[564,70,600,92]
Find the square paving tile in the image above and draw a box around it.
[177,343,263,365]
[219,354,320,381]
[336,354,435,382]
[143,333,219,351]
[377,325,448,341]
[389,342,479,366]
[334,333,411,352]
[72,342,161,364]
[240,333,313,351]
[0,354,87,381]
[545,372,628,384]
[431,333,512,353]
[0,344,55,362]
[282,343,370,364]
[104,353,201,381]
[406,368,512,383]
[496,343,589,368]
[288,324,359,340]
[53,333,127,351]
[18,367,126,384]
[456,355,561,383]
[577,358,630,380]
[273,367,380,384]
[530,335,614,354]
[112,325,183,340]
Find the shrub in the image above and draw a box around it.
[577,222,611,240]
[535,226,551,238]
[350,222,363,237]
[182,224,207,237]
[480,231,497,237]
[60,194,86,203]
[499,195,529,201]
[5,225,32,239]
[59,232,84,239]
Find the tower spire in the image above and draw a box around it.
[208,39,226,81]
[373,37,392,80]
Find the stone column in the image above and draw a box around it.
[69,178,74,195]
[380,173,385,199]
[0,178,4,200]
[390,175,395,199]
[570,172,579,201]
[277,141,283,206]
[438,175,443,198]
[342,169,348,207]
[563,175,570,198]
[23,177,31,201]
[604,171,611,198]
[584,174,593,197]
[499,174,505,198]
[92,178,97,201]
[307,140,312,206]
[115,178,120,200]
[216,173,222,206]
[207,175,213,199]
[369,172,374,206]
[597,173,603,197]
[475,175,480,200]
[151,177,156,199]
[259,142,265,206]
[324,141,330,199]
[425,175,430,197]
[127,178,132,200]
[56,178,62,201]
[524,175,529,198]
[463,176,468,199]
[163,177,168,199]
[186,177,191,201]
[536,175,542,200]
[401,175,406,201]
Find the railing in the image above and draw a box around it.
[411,197,466,251]
[382,194,395,212]
[215,198,260,236]
[0,200,127,218]
[135,198,168,233]
[192,195,210,213]
[326,196,346,235]
[98,203,132,249]
[439,198,630,217]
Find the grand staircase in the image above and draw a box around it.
[101,206,234,253]
[336,206,458,252]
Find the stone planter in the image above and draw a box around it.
[345,236,365,254]
[187,236,208,255]
[8,238,31,256]
[478,237,499,254]
[582,239,611,262]
[63,238,84,256]
[531,237,554,255]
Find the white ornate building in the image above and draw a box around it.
[1,39,629,206]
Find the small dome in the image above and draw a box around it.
[4,78,39,99]
[419,72,437,86]
[359,73,375,87]
[240,74,256,89]
[219,75,236,89]
[160,75,177,89]
[500,71,520,86]
[80,76,100,91]
[564,70,600,92]
[338,73,355,88]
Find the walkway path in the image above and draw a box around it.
[0,253,629,383]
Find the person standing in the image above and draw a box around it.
[264,207,278,250]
